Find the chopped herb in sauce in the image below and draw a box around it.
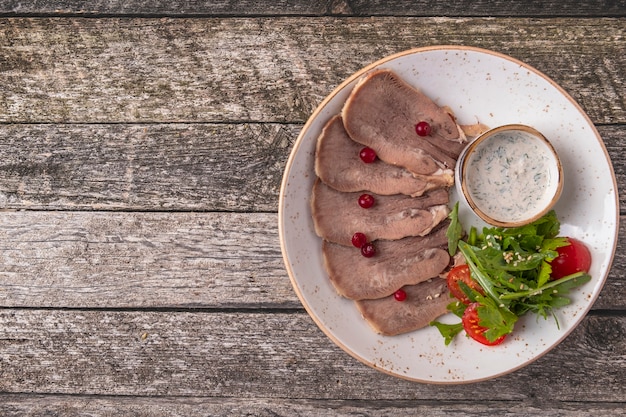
[464,131,557,222]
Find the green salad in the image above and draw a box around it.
[431,203,592,346]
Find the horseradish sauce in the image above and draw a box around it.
[463,128,560,224]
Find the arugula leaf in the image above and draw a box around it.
[446,202,463,256]
[541,237,570,253]
[457,241,506,305]
[533,210,561,238]
[475,295,518,342]
[447,300,468,318]
[429,321,464,346]
[536,260,553,288]
[498,272,591,301]
[457,280,481,304]
[468,226,478,246]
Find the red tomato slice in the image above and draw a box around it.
[550,237,592,280]
[446,264,484,304]
[462,302,506,346]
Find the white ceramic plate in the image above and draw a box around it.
[278,46,618,384]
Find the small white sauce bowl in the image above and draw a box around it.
[455,124,563,228]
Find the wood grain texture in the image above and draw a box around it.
[0,9,624,413]
[0,310,623,400]
[1,395,625,417]
[0,124,622,212]
[0,123,294,212]
[0,212,294,308]
[0,17,624,124]
[1,0,625,17]
[0,211,622,309]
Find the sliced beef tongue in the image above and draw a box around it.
[321,223,451,300]
[342,69,467,177]
[355,278,452,336]
[315,115,452,195]
[309,69,469,336]
[311,179,450,246]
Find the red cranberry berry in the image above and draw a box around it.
[359,147,377,163]
[394,289,407,301]
[351,232,367,248]
[358,193,375,209]
[361,242,376,258]
[415,121,432,137]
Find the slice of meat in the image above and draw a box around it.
[322,224,451,300]
[342,69,468,176]
[355,278,453,336]
[315,115,452,195]
[311,179,450,246]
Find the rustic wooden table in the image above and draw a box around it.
[0,1,624,415]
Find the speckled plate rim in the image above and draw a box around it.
[278,45,619,384]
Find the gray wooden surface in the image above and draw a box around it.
[0,1,625,415]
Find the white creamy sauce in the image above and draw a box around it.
[464,131,556,222]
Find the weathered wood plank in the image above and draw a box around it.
[0,17,624,124]
[0,0,329,16]
[0,212,294,308]
[0,124,622,212]
[1,395,625,417]
[1,0,624,17]
[0,123,294,212]
[0,310,623,401]
[0,211,622,309]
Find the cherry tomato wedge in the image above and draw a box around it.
[550,237,592,280]
[462,302,506,346]
[446,264,484,304]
